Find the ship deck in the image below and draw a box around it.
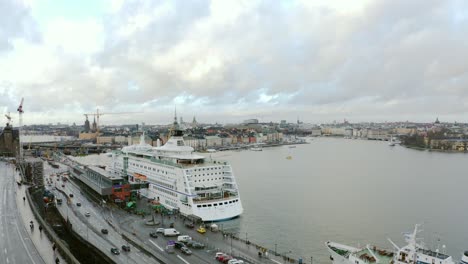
[351,247,394,264]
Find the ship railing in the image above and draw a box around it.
[149,157,183,168]
[192,195,238,204]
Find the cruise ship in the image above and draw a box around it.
[109,117,243,221]
[327,225,458,264]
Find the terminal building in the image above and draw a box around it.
[58,154,147,203]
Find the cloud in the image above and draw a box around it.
[1,0,468,124]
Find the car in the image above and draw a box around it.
[101,229,108,234]
[110,248,120,255]
[121,245,131,252]
[69,193,73,197]
[197,226,206,234]
[156,228,165,234]
[216,253,228,261]
[185,222,195,228]
[174,242,185,249]
[192,242,205,249]
[177,235,192,243]
[149,232,158,238]
[84,212,90,217]
[180,246,192,255]
[222,256,234,263]
[76,202,81,206]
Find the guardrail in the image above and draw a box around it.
[26,186,81,264]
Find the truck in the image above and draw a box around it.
[163,228,180,237]
[56,198,63,205]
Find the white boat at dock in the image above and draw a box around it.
[327,225,458,264]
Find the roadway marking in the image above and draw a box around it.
[270,259,282,264]
[177,255,190,264]
[148,240,164,252]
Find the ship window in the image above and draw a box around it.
[208,204,212,207]
[224,202,228,204]
[202,205,207,207]
[197,205,201,208]
[214,203,217,206]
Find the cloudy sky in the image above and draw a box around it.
[1,0,467,125]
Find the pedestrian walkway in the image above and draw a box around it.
[14,169,66,264]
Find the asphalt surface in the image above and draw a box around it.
[0,161,45,264]
[44,162,159,264]
[48,159,291,264]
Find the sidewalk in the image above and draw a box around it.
[14,170,66,264]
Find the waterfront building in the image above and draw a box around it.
[205,135,223,147]
[0,124,19,157]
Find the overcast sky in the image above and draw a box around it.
[1,0,467,125]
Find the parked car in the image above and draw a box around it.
[177,235,192,243]
[110,248,120,255]
[149,232,158,238]
[197,226,206,234]
[101,229,109,234]
[222,256,234,263]
[216,253,229,261]
[185,222,195,228]
[192,242,205,249]
[84,212,90,217]
[121,245,131,252]
[180,246,192,255]
[69,193,73,197]
[156,228,165,234]
[174,242,185,249]
[76,202,81,206]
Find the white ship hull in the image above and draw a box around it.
[326,242,359,264]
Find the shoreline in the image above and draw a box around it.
[402,144,468,154]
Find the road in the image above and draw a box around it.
[49,159,287,264]
[0,161,45,264]
[44,162,161,264]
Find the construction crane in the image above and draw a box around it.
[17,98,24,159]
[5,112,12,126]
[83,108,141,134]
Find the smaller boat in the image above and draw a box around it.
[250,147,262,151]
[286,156,292,160]
[288,145,296,148]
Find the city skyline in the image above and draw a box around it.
[1,0,468,125]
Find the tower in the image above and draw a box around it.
[92,117,97,132]
[84,115,90,132]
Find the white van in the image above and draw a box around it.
[177,235,192,243]
[163,228,180,237]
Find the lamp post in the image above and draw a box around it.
[275,243,277,256]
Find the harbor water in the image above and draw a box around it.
[77,137,468,263]
[210,137,468,263]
